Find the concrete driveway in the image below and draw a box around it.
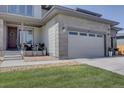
[75,56,124,75]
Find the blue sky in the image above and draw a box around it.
[65,5,124,32]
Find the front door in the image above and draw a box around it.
[8,27,17,49]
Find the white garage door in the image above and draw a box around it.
[68,31,105,58]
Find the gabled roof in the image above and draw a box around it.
[41,5,119,26]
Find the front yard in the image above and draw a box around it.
[0,64,124,88]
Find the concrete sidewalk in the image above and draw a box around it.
[0,59,81,72]
[0,60,72,68]
[75,57,124,75]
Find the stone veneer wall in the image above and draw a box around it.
[58,21,68,59]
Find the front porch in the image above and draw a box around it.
[5,24,41,51]
[0,50,56,62]
[0,18,51,61]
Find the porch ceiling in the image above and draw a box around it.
[0,12,42,27]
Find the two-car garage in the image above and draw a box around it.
[68,31,105,58]
[40,6,120,59]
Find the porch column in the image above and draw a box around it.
[20,22,24,49]
[0,19,4,57]
[0,19,4,51]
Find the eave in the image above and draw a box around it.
[111,27,123,31]
[41,5,119,26]
[0,12,42,27]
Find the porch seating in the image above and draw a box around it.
[21,43,48,56]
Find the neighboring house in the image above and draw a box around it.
[117,33,124,55]
[0,5,122,59]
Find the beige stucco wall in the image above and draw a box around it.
[57,14,112,58]
[41,15,59,58]
[33,27,41,44]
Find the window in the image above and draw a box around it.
[80,33,87,36]
[7,5,33,17]
[69,32,78,35]
[97,34,103,38]
[0,5,7,12]
[19,28,33,44]
[89,33,95,37]
[25,30,33,44]
[26,5,33,16]
[8,5,17,14]
[19,5,25,15]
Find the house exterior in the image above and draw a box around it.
[0,5,122,59]
[117,33,124,55]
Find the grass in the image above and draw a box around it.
[0,64,124,88]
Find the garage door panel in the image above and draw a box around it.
[68,31,104,58]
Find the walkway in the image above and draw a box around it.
[0,60,73,68]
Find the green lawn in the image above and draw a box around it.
[1,64,124,88]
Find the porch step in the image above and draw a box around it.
[4,51,23,61]
[4,51,21,55]
[4,55,23,60]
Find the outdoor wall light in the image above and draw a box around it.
[62,27,66,32]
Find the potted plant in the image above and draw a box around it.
[39,43,47,56]
[114,48,119,56]
[108,47,113,57]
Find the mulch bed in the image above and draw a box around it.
[0,61,81,73]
